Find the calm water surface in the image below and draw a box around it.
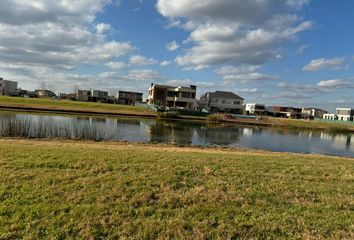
[0,111,353,157]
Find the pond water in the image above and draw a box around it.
[0,111,353,157]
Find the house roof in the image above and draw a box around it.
[201,91,244,100]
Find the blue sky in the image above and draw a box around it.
[0,0,353,111]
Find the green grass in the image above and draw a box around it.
[0,96,155,116]
[0,140,353,239]
[264,117,354,133]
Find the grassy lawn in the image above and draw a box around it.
[0,96,155,116]
[0,140,353,239]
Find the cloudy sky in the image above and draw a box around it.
[0,0,353,111]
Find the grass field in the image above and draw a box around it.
[0,139,353,239]
[0,96,155,116]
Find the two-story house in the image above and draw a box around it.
[198,91,245,114]
[148,83,197,110]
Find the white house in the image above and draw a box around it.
[302,108,328,119]
[245,103,266,115]
[336,108,354,122]
[323,113,337,121]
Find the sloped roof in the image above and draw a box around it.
[201,91,244,100]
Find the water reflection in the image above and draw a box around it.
[0,111,353,157]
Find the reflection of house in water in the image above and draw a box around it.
[242,128,263,137]
[147,122,194,145]
[116,119,141,126]
[320,133,354,151]
[332,135,353,151]
[196,125,242,145]
[298,131,322,140]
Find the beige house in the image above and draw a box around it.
[148,83,197,110]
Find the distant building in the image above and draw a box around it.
[35,89,56,98]
[148,83,197,110]
[76,89,108,102]
[336,108,354,122]
[245,103,266,115]
[302,108,328,119]
[76,90,90,102]
[268,106,303,118]
[0,78,18,96]
[323,113,337,121]
[199,91,245,114]
[117,91,143,106]
[91,90,108,102]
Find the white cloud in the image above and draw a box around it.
[165,79,191,86]
[295,44,309,55]
[317,79,353,88]
[276,82,320,92]
[157,0,310,24]
[105,61,128,70]
[160,60,171,67]
[223,73,278,83]
[129,55,157,65]
[157,0,313,68]
[277,92,313,99]
[127,69,163,81]
[216,65,260,75]
[303,58,345,72]
[0,0,136,89]
[166,41,180,51]
[235,88,261,94]
[96,23,111,34]
[216,65,277,83]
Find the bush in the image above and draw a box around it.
[207,114,225,123]
[156,111,179,120]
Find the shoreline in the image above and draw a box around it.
[1,99,354,133]
[1,138,353,159]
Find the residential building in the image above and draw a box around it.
[117,91,143,106]
[245,103,266,115]
[148,83,197,110]
[35,89,56,98]
[0,78,18,96]
[323,113,338,121]
[336,108,354,122]
[76,90,90,102]
[90,90,108,102]
[268,106,303,118]
[199,91,245,114]
[302,108,328,119]
[76,89,108,102]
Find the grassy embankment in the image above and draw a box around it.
[263,117,354,133]
[0,139,353,239]
[0,96,155,117]
[208,114,354,133]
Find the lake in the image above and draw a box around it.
[0,111,353,157]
